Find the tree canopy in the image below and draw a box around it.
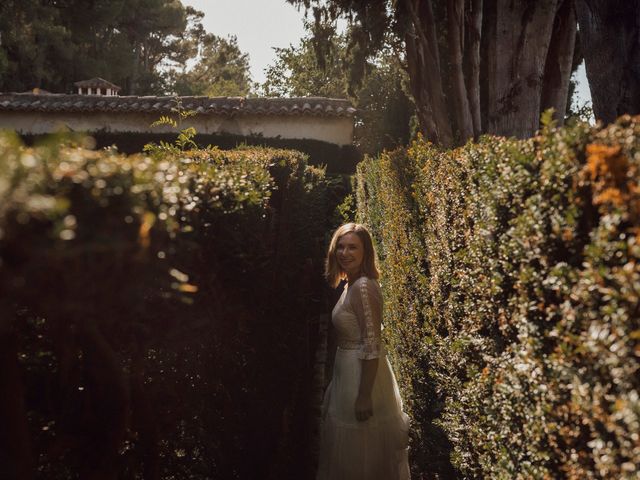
[170,34,252,97]
[0,0,251,96]
[261,28,413,154]
[287,0,639,146]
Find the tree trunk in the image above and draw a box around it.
[464,0,483,137]
[541,0,577,124]
[405,32,439,142]
[292,0,582,146]
[485,0,560,138]
[404,0,454,146]
[575,0,640,123]
[447,0,474,141]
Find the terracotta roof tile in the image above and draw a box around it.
[0,93,356,118]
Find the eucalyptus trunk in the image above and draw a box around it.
[541,0,577,123]
[291,0,584,145]
[404,0,454,146]
[484,0,560,138]
[403,0,576,145]
[575,0,640,123]
[447,0,474,141]
[464,0,483,137]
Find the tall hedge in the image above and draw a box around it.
[18,131,363,174]
[0,133,337,479]
[356,116,640,479]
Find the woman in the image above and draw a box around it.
[317,223,410,480]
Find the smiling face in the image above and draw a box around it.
[336,232,365,278]
[325,223,380,288]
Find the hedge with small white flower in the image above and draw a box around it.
[356,115,640,479]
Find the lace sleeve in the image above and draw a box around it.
[351,278,382,360]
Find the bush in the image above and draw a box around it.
[356,116,640,479]
[19,131,363,174]
[0,133,339,479]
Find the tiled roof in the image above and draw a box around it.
[73,77,121,90]
[0,94,356,117]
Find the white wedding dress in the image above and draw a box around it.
[317,276,411,480]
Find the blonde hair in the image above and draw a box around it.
[325,223,380,288]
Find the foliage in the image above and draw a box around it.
[0,134,341,478]
[353,54,415,155]
[144,97,200,155]
[261,27,414,155]
[0,1,251,97]
[19,131,363,174]
[169,34,252,97]
[288,0,584,145]
[0,0,74,92]
[356,116,640,478]
[261,28,348,98]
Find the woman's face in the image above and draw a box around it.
[336,232,365,277]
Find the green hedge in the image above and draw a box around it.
[0,133,338,479]
[356,116,640,479]
[18,131,363,174]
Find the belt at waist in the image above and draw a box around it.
[337,340,361,350]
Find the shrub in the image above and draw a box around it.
[19,131,363,174]
[356,116,640,479]
[0,133,339,479]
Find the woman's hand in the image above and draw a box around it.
[355,393,373,422]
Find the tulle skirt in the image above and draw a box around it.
[316,346,411,480]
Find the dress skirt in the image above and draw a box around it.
[316,346,411,480]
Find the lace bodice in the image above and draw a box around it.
[331,276,383,360]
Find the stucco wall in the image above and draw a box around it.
[0,111,354,146]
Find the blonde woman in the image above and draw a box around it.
[317,223,410,480]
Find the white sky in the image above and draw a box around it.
[181,0,592,107]
[572,63,592,110]
[181,0,308,85]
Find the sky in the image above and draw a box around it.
[181,0,592,108]
[181,0,308,85]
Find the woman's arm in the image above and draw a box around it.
[352,278,383,421]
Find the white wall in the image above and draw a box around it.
[0,111,354,146]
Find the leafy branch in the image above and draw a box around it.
[144,97,199,155]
